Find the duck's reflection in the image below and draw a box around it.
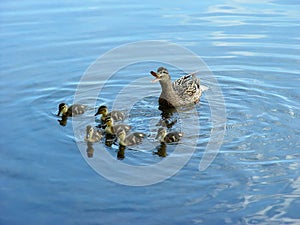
[86,142,95,158]
[158,106,178,129]
[117,145,126,160]
[104,134,116,147]
[153,142,167,157]
[57,116,68,126]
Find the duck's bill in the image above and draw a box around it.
[94,112,99,116]
[57,109,62,116]
[150,71,161,83]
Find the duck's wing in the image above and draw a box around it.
[110,111,126,121]
[69,104,86,116]
[173,72,201,97]
[125,132,145,146]
[165,132,183,143]
[114,124,132,134]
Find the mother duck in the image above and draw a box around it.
[150,67,206,108]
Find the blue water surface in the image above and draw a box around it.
[1,0,300,224]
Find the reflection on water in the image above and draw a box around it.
[86,142,94,158]
[153,142,168,157]
[57,115,68,126]
[77,102,188,160]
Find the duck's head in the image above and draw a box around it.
[150,67,170,83]
[86,125,94,139]
[104,117,113,126]
[95,105,108,116]
[57,103,68,116]
[155,127,167,140]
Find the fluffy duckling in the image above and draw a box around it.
[104,117,131,135]
[57,103,86,117]
[95,105,125,122]
[85,125,103,143]
[156,127,183,143]
[116,130,146,147]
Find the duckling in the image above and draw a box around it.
[95,105,126,122]
[116,130,146,147]
[57,103,86,117]
[156,127,183,143]
[85,125,103,143]
[104,117,131,135]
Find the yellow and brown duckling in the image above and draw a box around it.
[57,103,86,117]
[95,105,126,122]
[116,130,146,147]
[150,67,208,107]
[156,127,183,143]
[104,117,131,135]
[85,125,103,143]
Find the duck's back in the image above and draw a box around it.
[173,74,200,96]
[172,73,201,105]
[124,132,145,146]
[165,132,183,143]
[68,104,86,116]
[109,111,126,122]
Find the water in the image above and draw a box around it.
[1,0,300,224]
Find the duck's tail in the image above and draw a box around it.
[200,85,209,92]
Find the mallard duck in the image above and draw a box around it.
[116,130,146,146]
[57,103,86,117]
[85,125,103,143]
[95,105,125,122]
[156,127,183,143]
[150,67,207,107]
[104,117,131,135]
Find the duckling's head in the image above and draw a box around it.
[104,117,113,126]
[86,125,94,139]
[57,103,68,116]
[150,67,170,83]
[156,127,167,140]
[95,105,108,116]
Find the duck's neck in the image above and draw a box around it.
[158,79,178,107]
[119,136,127,146]
[103,110,109,117]
[105,125,113,134]
[62,107,69,116]
[159,79,175,97]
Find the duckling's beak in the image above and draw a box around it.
[150,71,161,83]
[94,111,100,116]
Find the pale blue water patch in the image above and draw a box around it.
[1,0,300,224]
